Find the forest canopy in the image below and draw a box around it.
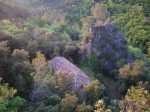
[0,0,150,112]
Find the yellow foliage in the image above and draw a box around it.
[0,20,25,37]
[50,71,73,93]
[84,80,100,94]
[81,16,93,44]
[0,82,17,102]
[60,94,78,112]
[32,52,48,79]
[94,100,112,112]
[91,4,107,21]
[120,85,150,112]
[119,60,144,78]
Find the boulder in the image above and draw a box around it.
[49,56,91,91]
[30,56,91,102]
[91,23,132,74]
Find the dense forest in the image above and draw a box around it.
[0,0,150,112]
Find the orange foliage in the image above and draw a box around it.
[119,60,144,78]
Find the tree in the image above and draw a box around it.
[66,0,92,23]
[94,100,112,112]
[10,49,33,96]
[100,1,149,50]
[49,72,73,95]
[32,52,49,81]
[119,60,144,78]
[0,81,25,112]
[60,94,78,112]
[0,20,25,38]
[75,103,93,112]
[120,84,150,112]
[84,80,101,104]
[0,41,10,61]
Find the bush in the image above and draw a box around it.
[94,100,112,112]
[119,60,144,78]
[0,20,25,38]
[60,94,78,112]
[75,103,93,112]
[84,80,102,104]
[100,1,149,50]
[120,84,150,112]
[0,82,25,112]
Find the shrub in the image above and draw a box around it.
[0,82,25,112]
[75,103,93,112]
[0,20,25,38]
[32,52,49,79]
[10,49,33,96]
[60,94,78,112]
[120,85,150,112]
[49,72,73,95]
[119,60,144,78]
[94,100,112,112]
[84,80,102,104]
[102,1,148,50]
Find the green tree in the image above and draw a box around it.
[0,81,25,112]
[100,1,149,50]
[0,20,25,38]
[112,4,148,49]
[10,49,33,96]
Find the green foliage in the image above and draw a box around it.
[113,5,147,49]
[10,49,33,96]
[128,46,143,59]
[126,0,150,17]
[100,1,149,50]
[0,20,25,38]
[0,41,10,61]
[79,54,98,73]
[66,0,92,23]
[0,82,25,112]
[0,1,150,112]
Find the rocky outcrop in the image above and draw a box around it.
[49,56,91,91]
[30,56,91,102]
[91,23,132,74]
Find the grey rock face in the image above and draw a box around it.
[30,56,90,102]
[49,56,91,91]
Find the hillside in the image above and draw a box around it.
[0,0,150,112]
[0,1,29,20]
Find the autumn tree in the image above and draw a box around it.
[84,80,101,104]
[94,100,112,112]
[60,94,78,112]
[32,52,49,81]
[120,85,150,112]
